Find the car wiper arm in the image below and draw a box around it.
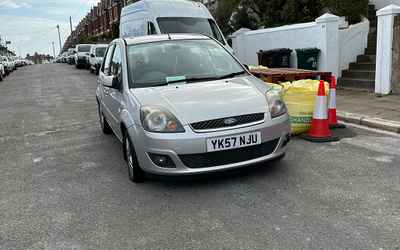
[167,76,220,84]
[162,71,247,85]
[217,71,247,80]
[135,81,169,87]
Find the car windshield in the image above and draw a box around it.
[95,47,106,57]
[127,39,245,88]
[78,45,91,52]
[157,17,225,45]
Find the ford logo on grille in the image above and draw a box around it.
[224,118,238,126]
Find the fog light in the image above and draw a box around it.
[149,153,176,168]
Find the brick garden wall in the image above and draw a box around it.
[392,16,400,94]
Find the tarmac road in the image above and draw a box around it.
[0,64,399,249]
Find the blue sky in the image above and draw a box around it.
[0,0,100,57]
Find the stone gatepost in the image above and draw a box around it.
[375,4,400,95]
[392,16,400,94]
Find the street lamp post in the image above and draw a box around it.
[52,42,56,59]
[56,25,62,54]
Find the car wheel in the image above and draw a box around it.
[124,133,145,183]
[98,103,112,134]
[0,74,2,81]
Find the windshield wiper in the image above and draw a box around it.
[167,72,247,84]
[167,76,220,84]
[137,71,248,87]
[217,71,247,80]
[135,81,169,87]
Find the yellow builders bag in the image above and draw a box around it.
[269,80,329,135]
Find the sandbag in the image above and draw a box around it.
[267,80,329,135]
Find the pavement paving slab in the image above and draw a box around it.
[337,89,400,133]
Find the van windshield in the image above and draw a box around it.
[78,45,91,52]
[157,17,225,45]
[127,39,245,88]
[96,47,107,57]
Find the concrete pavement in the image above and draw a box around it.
[0,64,400,249]
[337,89,400,133]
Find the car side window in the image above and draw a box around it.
[110,44,122,77]
[148,22,157,35]
[102,44,115,75]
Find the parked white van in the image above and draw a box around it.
[89,44,108,74]
[75,44,92,69]
[119,0,229,48]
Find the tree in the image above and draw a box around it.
[218,0,369,35]
[215,0,241,35]
[322,0,369,24]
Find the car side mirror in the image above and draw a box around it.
[102,75,121,89]
[243,64,250,71]
[111,74,122,89]
[90,54,95,57]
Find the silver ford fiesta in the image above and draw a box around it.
[96,34,291,182]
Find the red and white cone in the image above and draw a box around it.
[301,80,339,142]
[328,76,346,129]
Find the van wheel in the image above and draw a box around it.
[123,133,145,183]
[97,103,112,134]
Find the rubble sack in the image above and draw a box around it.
[269,80,329,135]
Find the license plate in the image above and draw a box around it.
[206,132,262,152]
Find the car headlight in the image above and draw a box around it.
[266,90,287,118]
[140,106,185,133]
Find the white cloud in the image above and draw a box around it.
[0,0,101,56]
[0,0,31,9]
[0,15,70,56]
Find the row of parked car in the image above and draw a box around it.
[55,44,107,75]
[0,56,32,81]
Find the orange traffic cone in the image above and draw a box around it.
[301,80,339,143]
[328,76,346,129]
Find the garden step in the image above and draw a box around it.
[368,33,377,40]
[338,77,375,90]
[357,54,376,63]
[368,40,377,48]
[342,70,375,80]
[364,47,377,55]
[349,62,375,71]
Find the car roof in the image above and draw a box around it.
[121,0,210,19]
[123,33,210,46]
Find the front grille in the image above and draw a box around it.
[191,113,264,131]
[179,138,280,169]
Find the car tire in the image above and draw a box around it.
[123,132,145,183]
[98,103,112,134]
[0,74,2,81]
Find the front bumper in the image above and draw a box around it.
[128,113,291,176]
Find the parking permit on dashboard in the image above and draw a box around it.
[166,76,186,84]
